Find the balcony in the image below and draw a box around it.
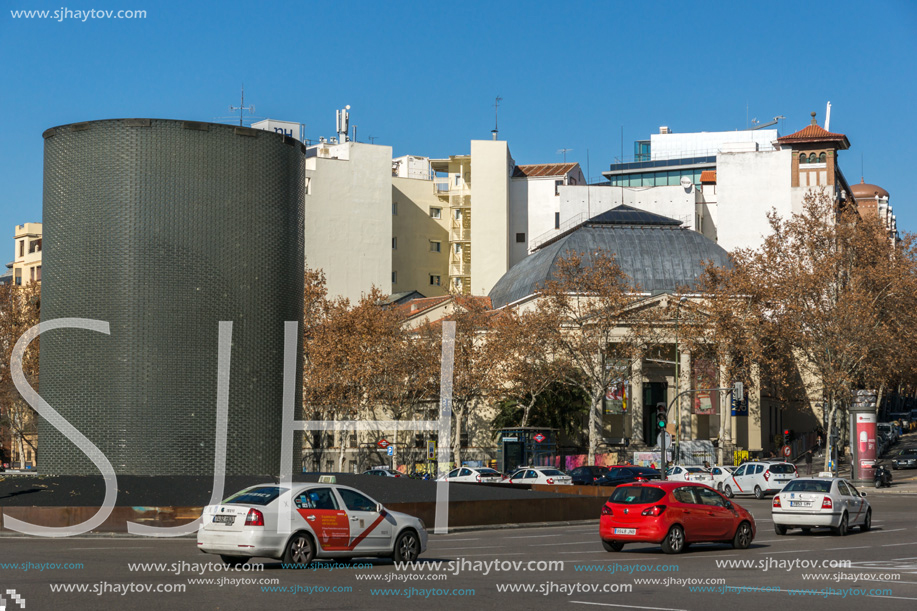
[450,263,471,277]
[450,227,471,242]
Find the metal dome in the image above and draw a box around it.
[489,206,732,308]
[850,178,889,200]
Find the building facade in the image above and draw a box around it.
[13,222,42,285]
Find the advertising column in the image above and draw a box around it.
[850,391,878,484]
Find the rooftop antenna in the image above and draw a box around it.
[825,101,832,131]
[229,84,255,126]
[336,105,351,142]
[492,95,502,140]
[368,135,377,144]
[557,148,572,163]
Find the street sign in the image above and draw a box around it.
[377,439,390,449]
[782,445,791,458]
[502,437,518,442]
[386,446,394,456]
[427,440,436,460]
[533,433,546,443]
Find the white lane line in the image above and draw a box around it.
[432,546,497,551]
[428,538,480,542]
[762,549,808,554]
[507,534,565,539]
[825,546,871,551]
[448,552,525,557]
[753,539,797,543]
[67,547,156,550]
[571,602,689,611]
[882,543,916,547]
[557,550,609,555]
[874,528,907,533]
[530,540,597,547]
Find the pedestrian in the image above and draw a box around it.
[816,433,823,454]
[805,449,813,475]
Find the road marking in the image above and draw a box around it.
[557,550,612,555]
[530,540,596,547]
[67,547,156,550]
[825,546,871,551]
[761,549,808,554]
[571,602,689,611]
[753,539,797,543]
[506,534,565,539]
[428,538,480,542]
[874,528,907,533]
[432,546,497,551]
[882,543,916,547]
[448,552,525,557]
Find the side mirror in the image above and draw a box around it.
[376,503,384,513]
[860,492,867,498]
[724,501,733,509]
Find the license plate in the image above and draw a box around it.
[212,515,235,524]
[614,528,636,535]
[789,501,811,507]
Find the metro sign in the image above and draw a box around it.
[533,433,546,443]
[377,439,391,449]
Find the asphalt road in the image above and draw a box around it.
[1,491,916,611]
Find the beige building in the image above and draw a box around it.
[13,222,42,285]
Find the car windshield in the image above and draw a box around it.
[223,486,286,506]
[685,467,704,473]
[898,453,917,459]
[539,469,565,476]
[769,463,796,474]
[782,480,831,493]
[609,486,666,504]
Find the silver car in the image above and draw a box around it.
[197,483,427,566]
[772,477,871,536]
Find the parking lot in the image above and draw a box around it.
[1,492,915,611]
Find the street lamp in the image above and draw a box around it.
[673,296,687,460]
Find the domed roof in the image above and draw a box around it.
[850,178,889,200]
[489,206,732,308]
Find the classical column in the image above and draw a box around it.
[747,363,763,452]
[679,349,693,441]
[630,356,645,445]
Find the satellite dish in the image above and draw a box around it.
[680,176,692,189]
[345,105,351,110]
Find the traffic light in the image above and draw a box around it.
[656,405,667,429]
[784,429,793,443]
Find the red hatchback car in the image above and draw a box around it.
[599,481,756,554]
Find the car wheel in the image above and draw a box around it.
[716,482,723,492]
[774,523,787,536]
[733,521,753,549]
[860,509,872,532]
[724,485,734,498]
[283,532,315,566]
[661,525,686,554]
[753,485,764,500]
[833,513,848,537]
[219,555,249,567]
[602,540,624,552]
[393,530,421,563]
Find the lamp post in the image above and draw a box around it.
[673,296,687,462]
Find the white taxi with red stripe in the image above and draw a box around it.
[722,461,797,499]
[197,484,427,566]
[772,477,871,536]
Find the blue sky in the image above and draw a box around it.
[2,0,915,239]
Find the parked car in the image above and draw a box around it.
[772,477,871,536]
[362,467,403,478]
[505,466,572,485]
[877,422,898,445]
[891,452,917,470]
[594,466,661,487]
[666,465,714,485]
[438,466,505,483]
[568,465,610,485]
[722,461,797,499]
[599,482,756,554]
[709,465,738,492]
[197,483,427,566]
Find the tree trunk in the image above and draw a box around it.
[452,410,463,468]
[823,396,837,473]
[587,392,603,464]
[521,395,538,428]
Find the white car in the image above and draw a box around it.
[709,465,738,492]
[505,466,572,485]
[362,467,404,478]
[723,461,798,499]
[666,465,714,485]
[197,483,427,566]
[772,477,871,536]
[439,466,505,483]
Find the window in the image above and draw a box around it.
[459,468,473,477]
[673,487,699,504]
[696,487,726,507]
[300,488,338,510]
[454,174,461,186]
[837,481,852,496]
[305,177,312,196]
[453,278,462,290]
[391,271,397,283]
[430,207,442,219]
[808,153,817,164]
[454,243,461,254]
[19,241,24,257]
[338,489,377,512]
[515,233,526,243]
[36,266,41,282]
[392,201,398,215]
[454,209,462,220]
[224,486,286,506]
[430,241,441,253]
[430,275,441,286]
[555,180,563,196]
[30,267,35,282]
[799,153,807,164]
[392,237,397,250]
[819,152,827,163]
[609,486,665,504]
[555,212,560,229]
